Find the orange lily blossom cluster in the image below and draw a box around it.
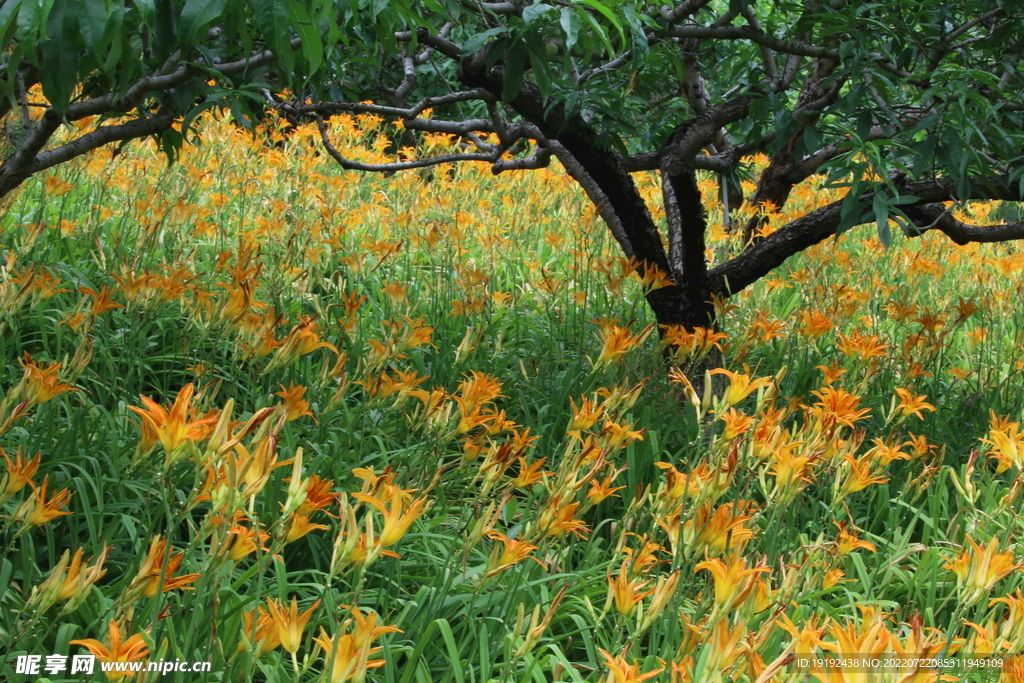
[4,100,1024,682]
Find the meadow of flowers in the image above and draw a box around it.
[2,106,1024,682]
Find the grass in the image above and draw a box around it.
[0,106,1023,683]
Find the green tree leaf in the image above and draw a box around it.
[39,0,79,115]
[559,7,579,51]
[290,0,324,76]
[179,0,228,49]
[79,0,110,52]
[501,42,528,102]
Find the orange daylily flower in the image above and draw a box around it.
[239,603,281,657]
[70,620,150,681]
[53,546,110,601]
[510,456,549,488]
[684,501,756,556]
[314,607,402,683]
[893,388,936,420]
[710,368,772,407]
[130,536,201,597]
[592,319,654,367]
[836,453,889,499]
[266,597,321,654]
[588,473,625,505]
[719,408,754,440]
[569,395,604,431]
[225,520,271,561]
[16,475,73,528]
[295,474,339,516]
[18,354,79,406]
[599,648,664,683]
[1,446,40,500]
[127,383,220,457]
[352,484,429,548]
[537,497,590,539]
[695,554,770,613]
[485,531,543,577]
[807,386,872,430]
[944,535,1023,601]
[285,512,330,543]
[982,412,1024,473]
[607,560,654,615]
[79,285,125,316]
[30,546,109,611]
[275,383,315,422]
[834,522,877,555]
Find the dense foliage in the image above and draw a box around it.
[2,0,1023,330]
[1,111,1024,682]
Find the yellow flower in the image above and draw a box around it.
[352,485,429,548]
[834,522,877,555]
[314,607,402,683]
[239,603,281,657]
[599,649,664,683]
[592,319,654,368]
[893,388,936,420]
[694,554,770,613]
[0,446,40,500]
[285,512,330,544]
[17,354,79,406]
[485,531,543,577]
[266,597,321,654]
[836,454,889,500]
[16,475,72,528]
[709,368,771,407]
[127,383,219,458]
[606,560,654,616]
[275,383,315,422]
[130,536,201,598]
[944,535,1023,602]
[982,411,1024,473]
[537,496,590,539]
[69,620,150,681]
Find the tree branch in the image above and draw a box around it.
[293,89,495,119]
[660,0,716,25]
[709,176,1024,295]
[904,203,1024,245]
[0,111,176,198]
[395,28,462,60]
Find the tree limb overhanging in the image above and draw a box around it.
[1,0,1022,351]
